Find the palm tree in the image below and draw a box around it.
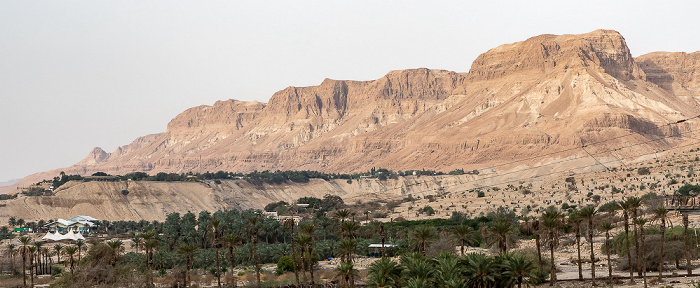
[296,233,311,286]
[334,262,359,288]
[635,218,648,288]
[76,239,85,262]
[600,222,614,286]
[247,215,262,288]
[503,255,535,288]
[367,257,402,287]
[567,209,584,280]
[579,205,598,285]
[33,241,43,276]
[106,240,123,282]
[453,225,477,256]
[131,235,143,253]
[628,197,643,277]
[300,223,318,287]
[338,238,357,264]
[27,246,36,287]
[208,218,223,288]
[340,221,360,239]
[65,246,78,283]
[464,253,497,288]
[7,243,16,275]
[411,226,436,256]
[541,207,563,286]
[19,236,31,288]
[684,214,692,275]
[652,206,669,280]
[41,247,50,276]
[400,253,433,282]
[221,233,241,288]
[177,243,196,287]
[283,218,300,288]
[620,198,636,283]
[485,217,516,253]
[142,231,158,288]
[432,253,463,287]
[530,219,543,268]
[334,209,350,223]
[53,244,63,265]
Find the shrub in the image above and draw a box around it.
[276,256,294,274]
[638,167,651,175]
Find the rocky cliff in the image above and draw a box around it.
[9,30,700,189]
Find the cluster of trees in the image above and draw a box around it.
[25,167,488,193]
[6,187,700,287]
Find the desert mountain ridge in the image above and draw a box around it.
[5,29,700,192]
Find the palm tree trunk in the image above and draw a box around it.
[253,232,261,288]
[576,226,582,280]
[550,240,556,286]
[22,251,26,288]
[228,246,236,288]
[461,239,465,256]
[641,226,647,288]
[299,246,308,286]
[685,214,692,275]
[634,211,641,277]
[590,218,596,286]
[624,212,634,282]
[659,219,665,280]
[290,226,300,288]
[215,244,221,288]
[30,256,34,288]
[606,230,612,286]
[308,247,316,287]
[535,233,543,268]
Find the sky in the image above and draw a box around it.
[1,0,700,183]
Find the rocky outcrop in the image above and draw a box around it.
[636,51,700,101]
[9,30,700,190]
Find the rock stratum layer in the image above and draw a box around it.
[9,30,700,189]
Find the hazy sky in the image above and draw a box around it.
[1,1,699,182]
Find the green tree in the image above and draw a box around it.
[463,253,497,288]
[620,197,636,283]
[484,217,516,253]
[106,240,123,282]
[503,255,535,288]
[19,236,31,288]
[283,218,300,287]
[579,205,598,285]
[367,257,402,288]
[7,243,16,275]
[64,246,77,283]
[177,243,196,287]
[76,240,85,262]
[334,261,359,288]
[453,225,477,256]
[567,209,584,280]
[635,218,648,288]
[221,233,241,288]
[600,222,614,286]
[208,218,223,288]
[541,207,563,285]
[27,246,36,287]
[411,226,436,256]
[652,206,669,280]
[247,216,262,288]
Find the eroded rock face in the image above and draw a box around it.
[636,51,700,100]
[12,30,700,188]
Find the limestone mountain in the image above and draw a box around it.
[9,29,700,188]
